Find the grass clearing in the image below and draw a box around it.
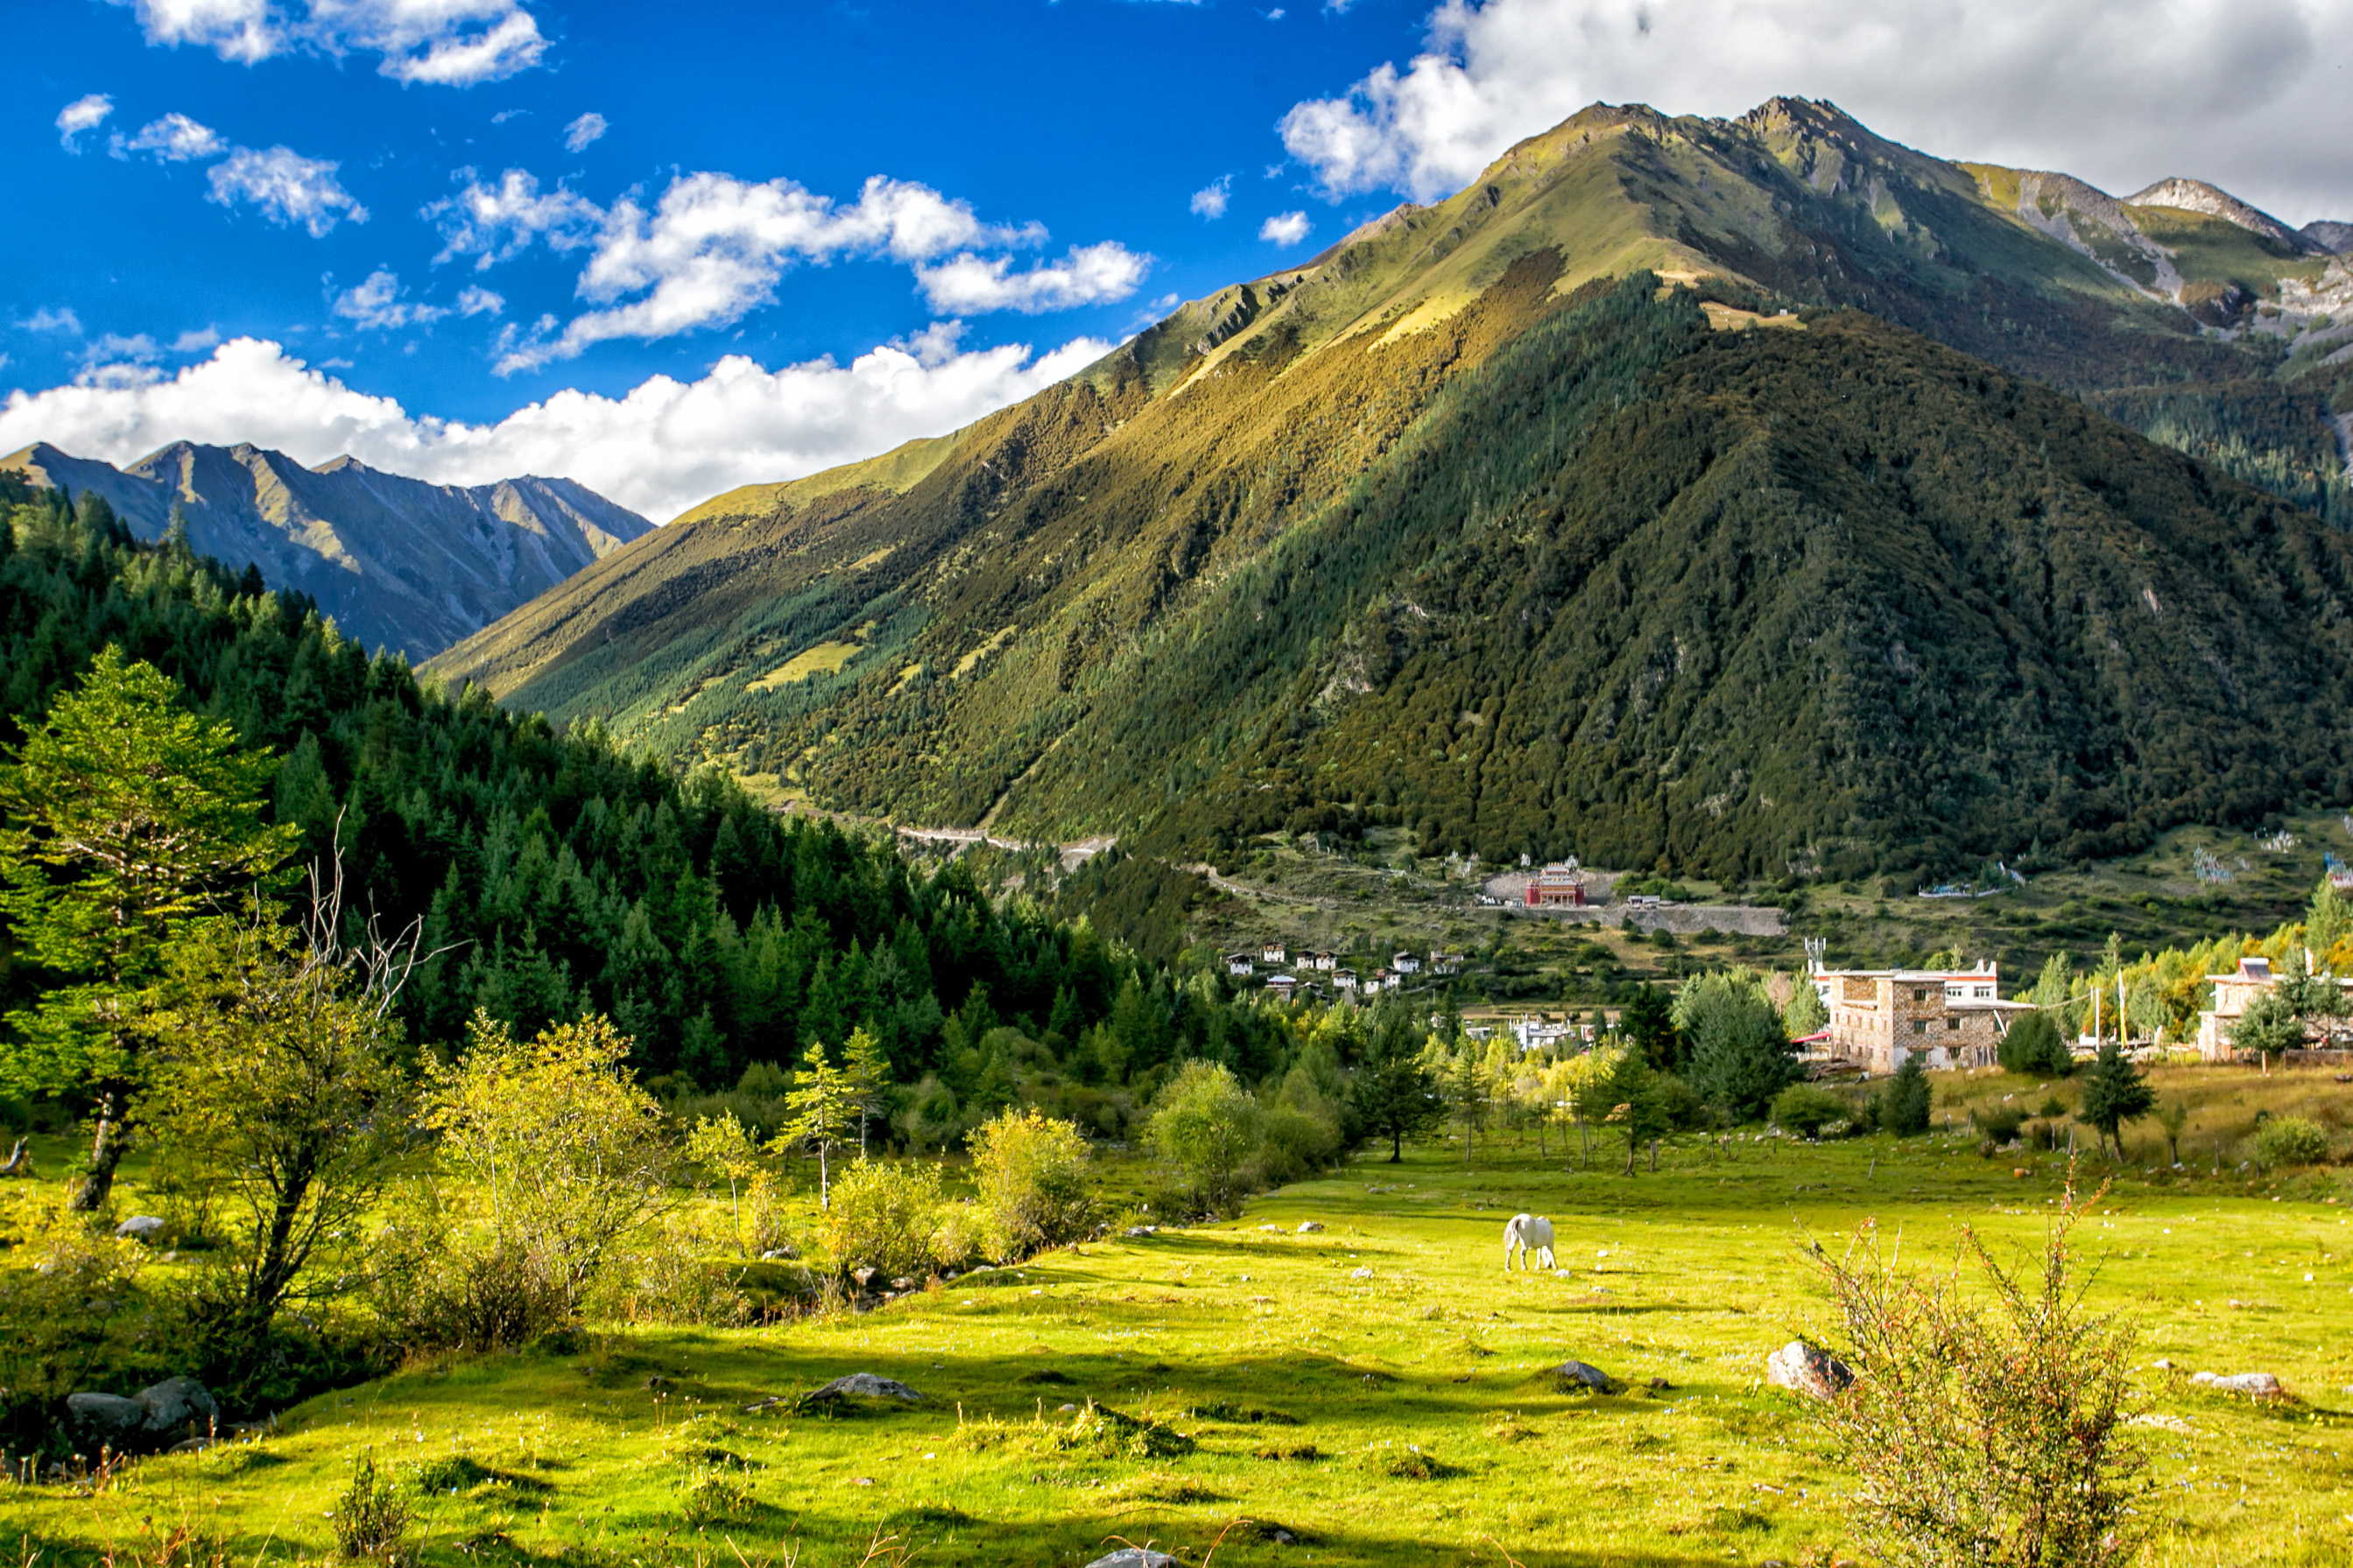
[749,641,866,693]
[14,1072,2353,1565]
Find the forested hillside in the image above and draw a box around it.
[0,481,1290,1115]
[427,98,2353,885]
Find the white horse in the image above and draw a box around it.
[1503,1213,1556,1271]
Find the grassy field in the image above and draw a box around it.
[12,1066,2353,1568]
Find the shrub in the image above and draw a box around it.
[1769,1083,1849,1138]
[1998,1012,2072,1078]
[2254,1115,2330,1169]
[1144,1061,1264,1215]
[931,1200,992,1271]
[333,1449,412,1564]
[416,1012,673,1330]
[366,1222,574,1354]
[1809,1183,2146,1568]
[1972,1104,2027,1145]
[969,1108,1095,1258]
[679,1459,757,1525]
[591,1210,751,1328]
[1652,1072,1709,1131]
[1258,1104,1342,1185]
[821,1160,943,1282]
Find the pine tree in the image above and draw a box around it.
[1349,1001,1441,1162]
[776,1039,856,1209]
[841,1024,891,1157]
[2076,1040,2157,1160]
[1881,1053,1933,1136]
[0,647,295,1210]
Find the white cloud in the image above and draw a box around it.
[117,0,546,86]
[332,270,448,330]
[497,172,1043,371]
[86,334,162,366]
[379,7,545,84]
[22,307,85,335]
[124,0,278,61]
[121,112,228,162]
[427,167,603,266]
[1190,175,1232,219]
[456,285,504,317]
[208,144,369,236]
[563,111,607,152]
[0,333,1112,522]
[57,95,114,151]
[172,327,222,352]
[1279,0,2353,222]
[913,243,1151,315]
[1259,210,1313,245]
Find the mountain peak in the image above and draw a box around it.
[2123,178,2319,250]
[2301,220,2353,256]
[0,441,651,657]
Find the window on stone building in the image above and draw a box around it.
[1912,1019,1927,1034]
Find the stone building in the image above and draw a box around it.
[1811,961,2036,1073]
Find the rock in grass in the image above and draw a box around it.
[67,1376,220,1452]
[137,1376,219,1436]
[814,1373,924,1403]
[115,1215,166,1241]
[1086,1550,1179,1568]
[1298,1220,1325,1233]
[1766,1341,1853,1400]
[1552,1360,1617,1392]
[66,1392,144,1449]
[2201,1372,2283,1396]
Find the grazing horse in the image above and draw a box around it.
[1503,1213,1556,1271]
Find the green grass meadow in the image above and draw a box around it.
[13,1068,2353,1568]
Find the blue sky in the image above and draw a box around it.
[4,0,2347,522]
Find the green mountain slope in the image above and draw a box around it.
[428,99,2353,881]
[0,440,651,659]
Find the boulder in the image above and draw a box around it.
[115,1215,166,1241]
[66,1392,145,1451]
[1086,1552,1179,1568]
[1297,1221,1325,1234]
[65,1377,219,1453]
[1349,1267,1373,1279]
[138,1376,219,1437]
[1552,1360,1617,1391]
[1766,1341,1853,1400]
[814,1373,923,1403]
[2206,1372,2283,1397]
[851,1266,878,1290]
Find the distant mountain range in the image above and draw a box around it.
[0,440,650,659]
[426,97,2353,881]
